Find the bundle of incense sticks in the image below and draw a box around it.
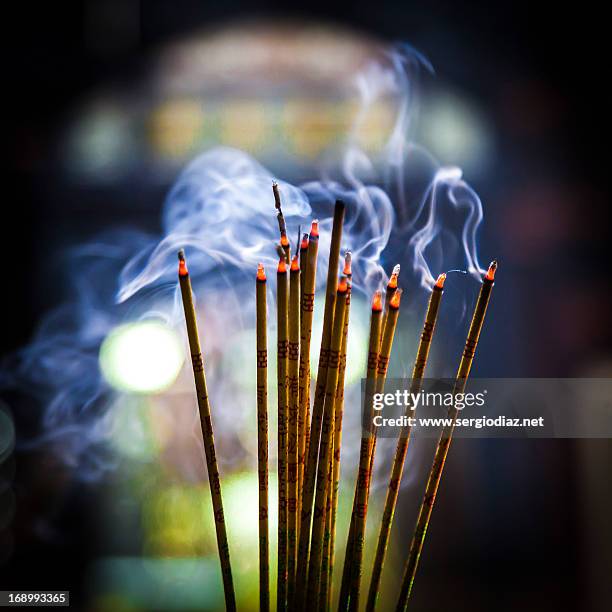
[176,184,497,611]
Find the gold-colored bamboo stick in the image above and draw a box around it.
[347,290,403,612]
[276,247,290,612]
[300,232,309,302]
[381,265,400,344]
[256,263,270,612]
[273,182,291,264]
[338,291,383,610]
[319,454,334,612]
[366,273,446,612]
[395,262,497,612]
[323,253,352,609]
[287,254,301,600]
[294,201,345,610]
[298,223,319,519]
[177,250,236,612]
[306,276,349,609]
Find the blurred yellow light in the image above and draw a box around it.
[283,99,339,159]
[143,485,210,557]
[220,100,267,152]
[149,99,204,159]
[100,322,184,394]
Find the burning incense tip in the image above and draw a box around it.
[485,260,498,281]
[310,219,319,238]
[372,290,383,312]
[280,233,290,247]
[343,251,352,276]
[338,275,348,293]
[177,250,188,276]
[389,288,403,309]
[301,233,309,249]
[388,270,399,289]
[257,263,266,282]
[272,181,282,210]
[290,255,300,272]
[435,273,447,289]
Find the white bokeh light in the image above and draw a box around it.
[99,321,184,394]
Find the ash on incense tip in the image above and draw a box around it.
[310,219,319,238]
[343,251,352,276]
[272,181,282,210]
[388,270,399,289]
[484,260,498,281]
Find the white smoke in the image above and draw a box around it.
[1,44,486,479]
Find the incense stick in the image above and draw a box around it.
[320,474,334,612]
[395,262,497,611]
[298,223,319,520]
[276,247,290,612]
[295,201,345,610]
[347,289,403,612]
[300,232,309,301]
[306,276,349,609]
[366,273,446,612]
[287,255,301,600]
[338,291,383,610]
[381,265,400,343]
[177,250,236,612]
[323,253,353,607]
[256,263,270,612]
[273,182,291,264]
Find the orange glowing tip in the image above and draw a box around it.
[280,234,290,247]
[343,251,352,276]
[310,219,319,238]
[301,233,309,249]
[177,249,188,276]
[372,290,383,312]
[388,272,398,289]
[389,288,403,309]
[338,275,348,293]
[435,273,447,289]
[484,260,498,281]
[257,263,266,281]
[291,255,300,272]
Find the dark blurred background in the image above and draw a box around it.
[2,1,611,611]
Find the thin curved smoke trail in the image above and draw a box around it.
[1,44,486,480]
